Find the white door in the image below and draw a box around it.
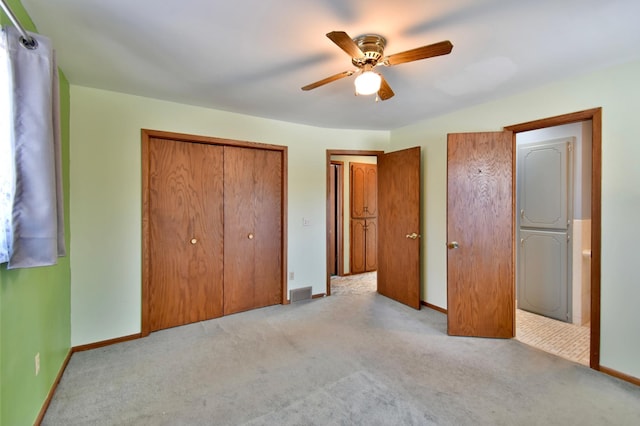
[517,138,573,322]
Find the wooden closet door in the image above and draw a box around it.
[224,146,282,315]
[350,218,377,273]
[350,219,366,274]
[364,165,378,217]
[365,218,377,272]
[350,163,377,218]
[148,138,224,331]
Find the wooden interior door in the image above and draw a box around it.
[224,146,282,315]
[148,138,224,331]
[446,131,514,338]
[377,147,421,309]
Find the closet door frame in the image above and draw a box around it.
[141,129,288,336]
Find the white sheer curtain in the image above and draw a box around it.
[0,26,65,269]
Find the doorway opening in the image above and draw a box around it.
[326,147,422,309]
[506,108,601,369]
[514,121,591,366]
[326,150,381,296]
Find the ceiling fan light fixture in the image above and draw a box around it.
[354,70,381,95]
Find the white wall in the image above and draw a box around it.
[390,59,640,379]
[69,86,390,346]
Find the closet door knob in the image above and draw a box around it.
[190,238,198,245]
[248,233,254,240]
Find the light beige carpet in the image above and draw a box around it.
[44,281,640,425]
[332,272,590,366]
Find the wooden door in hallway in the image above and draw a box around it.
[350,162,377,274]
[350,163,377,218]
[223,146,283,315]
[446,131,514,338]
[147,138,224,331]
[377,147,421,309]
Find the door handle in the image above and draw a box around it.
[405,232,419,240]
[447,241,459,249]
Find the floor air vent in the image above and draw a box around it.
[290,286,312,303]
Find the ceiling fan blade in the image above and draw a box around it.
[378,74,394,100]
[384,40,453,66]
[301,70,355,91]
[326,31,365,59]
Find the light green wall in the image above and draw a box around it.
[0,1,72,424]
[69,86,390,346]
[390,59,640,379]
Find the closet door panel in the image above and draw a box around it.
[252,148,283,307]
[351,164,366,218]
[365,218,377,272]
[364,166,378,217]
[350,219,366,274]
[224,146,282,314]
[149,138,224,331]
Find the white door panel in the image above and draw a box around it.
[519,140,570,230]
[518,229,568,321]
[517,138,573,322]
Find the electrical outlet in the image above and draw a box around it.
[35,353,40,376]
[289,272,294,280]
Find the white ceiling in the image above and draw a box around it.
[20,0,640,130]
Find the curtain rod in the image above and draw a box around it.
[0,0,38,49]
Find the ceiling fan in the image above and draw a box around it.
[302,31,453,101]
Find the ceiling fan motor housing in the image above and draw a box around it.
[352,34,386,67]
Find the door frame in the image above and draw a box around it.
[329,160,344,277]
[141,129,288,336]
[505,107,601,369]
[325,150,383,296]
